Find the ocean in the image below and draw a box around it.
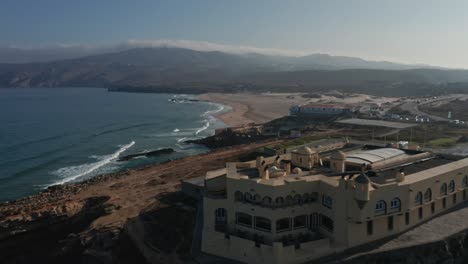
[0,88,228,202]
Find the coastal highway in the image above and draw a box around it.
[398,95,461,122]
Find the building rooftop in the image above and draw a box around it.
[337,118,418,129]
[346,148,407,165]
[298,104,351,109]
[220,140,467,188]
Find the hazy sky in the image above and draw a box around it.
[2,0,468,68]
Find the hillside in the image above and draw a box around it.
[2,47,468,96]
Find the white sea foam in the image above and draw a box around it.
[194,120,210,135]
[46,141,135,187]
[173,128,180,132]
[201,103,225,117]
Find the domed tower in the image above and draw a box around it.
[330,151,346,173]
[354,173,370,209]
[291,146,317,169]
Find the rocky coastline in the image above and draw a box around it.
[0,141,278,263]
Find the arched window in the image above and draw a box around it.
[285,195,294,206]
[244,192,253,202]
[262,196,272,207]
[424,188,432,202]
[415,192,423,205]
[440,183,448,196]
[375,200,387,215]
[275,197,284,207]
[293,194,302,205]
[253,194,261,204]
[449,180,455,193]
[390,197,401,212]
[463,176,468,188]
[234,191,243,202]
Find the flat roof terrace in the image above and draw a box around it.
[369,155,463,184]
[337,118,419,129]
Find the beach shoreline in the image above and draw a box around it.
[199,92,400,127]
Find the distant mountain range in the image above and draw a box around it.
[1,46,468,96]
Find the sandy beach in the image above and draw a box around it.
[200,93,399,127]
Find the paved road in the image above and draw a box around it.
[399,95,457,122]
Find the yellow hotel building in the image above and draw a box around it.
[198,141,468,263]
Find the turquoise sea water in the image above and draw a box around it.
[0,88,227,202]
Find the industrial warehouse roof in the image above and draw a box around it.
[346,148,406,164]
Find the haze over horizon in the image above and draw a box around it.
[2,0,468,68]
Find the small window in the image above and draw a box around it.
[388,216,394,231]
[276,218,291,232]
[390,198,401,209]
[453,193,457,204]
[236,212,252,227]
[431,202,435,214]
[463,176,468,188]
[375,200,387,215]
[367,220,373,235]
[464,189,467,200]
[275,197,284,207]
[253,194,261,203]
[310,192,318,202]
[449,180,455,193]
[405,212,410,225]
[440,183,448,196]
[322,195,333,209]
[294,215,307,229]
[293,194,302,205]
[418,207,423,219]
[215,208,226,219]
[424,188,432,203]
[262,196,272,207]
[415,192,423,205]
[443,197,447,209]
[285,195,294,206]
[244,192,253,202]
[215,208,227,232]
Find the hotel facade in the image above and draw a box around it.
[197,140,468,263]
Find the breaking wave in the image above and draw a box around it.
[194,120,210,135]
[201,103,225,117]
[46,141,135,187]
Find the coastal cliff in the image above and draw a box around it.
[0,142,276,264]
